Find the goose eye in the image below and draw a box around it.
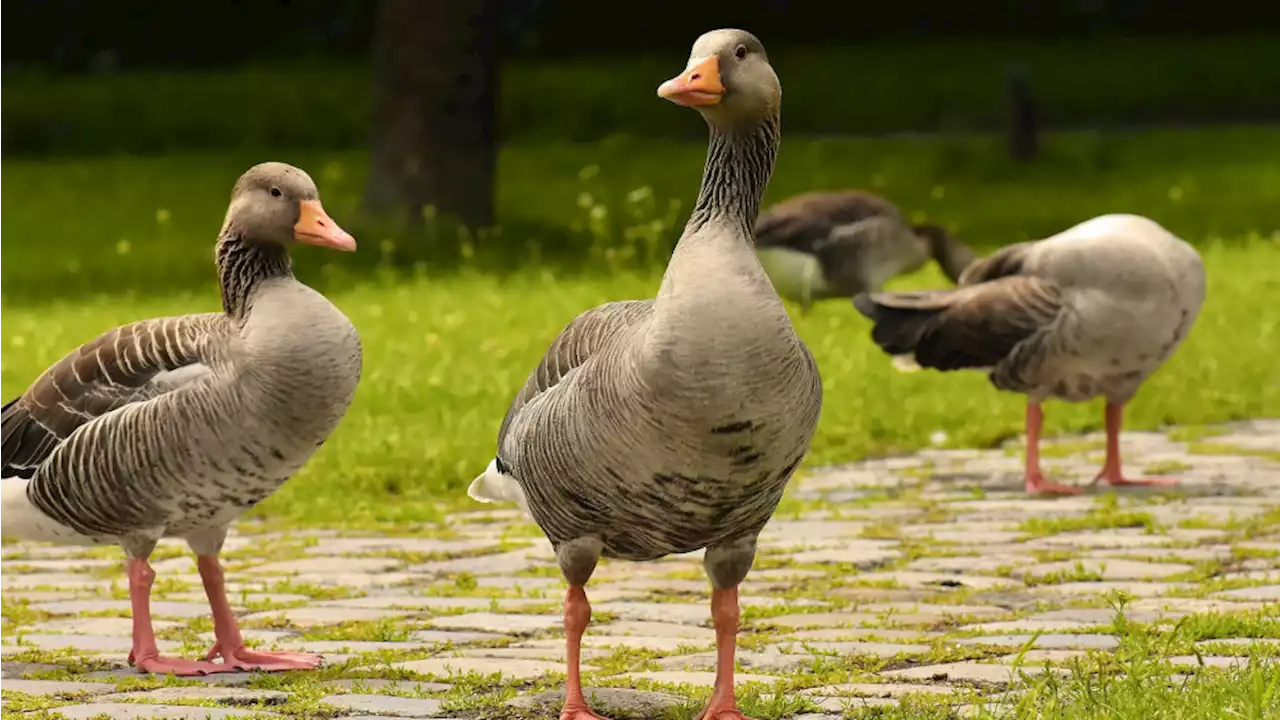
[734,45,748,60]
[269,187,282,198]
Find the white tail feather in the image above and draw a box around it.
[891,355,922,373]
[1,477,99,545]
[467,460,531,517]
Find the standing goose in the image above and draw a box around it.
[1,162,362,675]
[468,29,822,720]
[754,189,977,313]
[852,214,1205,495]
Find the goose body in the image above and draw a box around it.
[470,30,821,720]
[854,213,1205,494]
[753,190,977,312]
[1,162,362,674]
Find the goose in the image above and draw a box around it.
[852,213,1205,495]
[754,189,977,313]
[1,162,363,675]
[468,29,821,720]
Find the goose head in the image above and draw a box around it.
[658,29,780,130]
[222,162,356,252]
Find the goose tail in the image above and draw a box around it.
[852,290,957,364]
[468,458,531,517]
[1,476,96,545]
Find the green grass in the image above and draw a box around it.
[5,36,1280,155]
[2,127,1279,527]
[4,126,1279,300]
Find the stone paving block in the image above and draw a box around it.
[51,704,284,719]
[321,694,445,717]
[14,634,180,654]
[788,540,902,567]
[766,612,886,630]
[407,629,506,644]
[851,570,1025,591]
[0,679,114,696]
[394,656,568,680]
[956,633,1119,650]
[790,627,940,642]
[32,599,213,619]
[305,537,497,556]
[1213,585,1280,601]
[29,616,183,636]
[409,549,543,575]
[803,682,964,698]
[593,601,712,625]
[771,640,931,658]
[506,687,687,715]
[239,606,411,627]
[622,670,777,686]
[809,696,900,711]
[247,556,402,575]
[322,679,452,693]
[1028,531,1176,549]
[314,595,513,610]
[592,620,715,640]
[1015,558,1194,581]
[516,635,709,653]
[426,611,560,635]
[905,554,1035,575]
[100,686,288,705]
[883,661,1069,684]
[1,572,104,590]
[1031,580,1187,598]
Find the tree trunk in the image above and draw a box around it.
[366,0,499,230]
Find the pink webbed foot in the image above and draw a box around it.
[206,644,323,672]
[1025,471,1084,496]
[130,650,238,676]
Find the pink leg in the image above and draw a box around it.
[560,586,612,720]
[127,557,232,676]
[1095,402,1179,488]
[1023,403,1083,496]
[696,587,754,720]
[197,555,322,671]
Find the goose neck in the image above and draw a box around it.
[215,233,294,319]
[684,117,780,242]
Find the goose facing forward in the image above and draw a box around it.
[754,189,977,313]
[1,163,363,675]
[853,214,1205,495]
[469,29,822,720]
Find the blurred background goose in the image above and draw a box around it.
[1,162,363,675]
[754,189,978,313]
[469,29,822,720]
[853,214,1205,495]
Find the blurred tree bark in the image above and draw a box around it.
[366,0,500,230]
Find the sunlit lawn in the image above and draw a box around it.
[2,127,1278,527]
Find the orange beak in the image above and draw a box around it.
[658,56,725,107]
[294,200,356,252]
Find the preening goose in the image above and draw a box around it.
[754,190,977,313]
[468,29,822,720]
[1,162,363,675]
[853,214,1205,495]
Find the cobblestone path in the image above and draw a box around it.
[3,421,1278,719]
